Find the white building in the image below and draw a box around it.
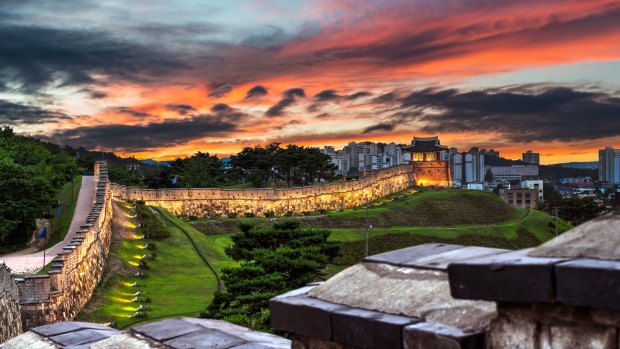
[599,147,620,184]
[446,148,484,185]
[521,180,544,201]
[487,165,539,181]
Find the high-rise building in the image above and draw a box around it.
[599,147,620,184]
[522,150,540,165]
[445,148,484,185]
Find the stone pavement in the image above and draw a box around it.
[0,176,95,274]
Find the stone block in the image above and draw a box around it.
[556,258,620,310]
[486,314,537,349]
[132,318,203,341]
[448,249,565,303]
[270,295,347,340]
[163,329,245,349]
[541,324,616,349]
[403,322,484,349]
[49,328,118,347]
[363,243,463,267]
[331,307,419,349]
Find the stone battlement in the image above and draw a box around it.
[112,164,415,217]
[14,161,113,331]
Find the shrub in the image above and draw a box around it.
[228,212,239,219]
[138,260,149,269]
[244,212,256,218]
[302,211,312,216]
[264,211,275,218]
[283,211,293,217]
[135,204,169,240]
[318,209,327,214]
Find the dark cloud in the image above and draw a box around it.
[373,91,399,104]
[400,86,620,142]
[165,104,196,115]
[314,90,341,101]
[346,91,372,100]
[265,88,305,117]
[210,103,231,112]
[363,123,394,134]
[208,83,233,98]
[0,99,71,124]
[48,113,244,152]
[111,107,150,118]
[0,25,182,94]
[245,85,268,99]
[315,113,331,118]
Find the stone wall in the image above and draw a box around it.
[0,261,22,343]
[411,161,451,187]
[111,164,414,217]
[15,161,113,331]
[488,303,620,349]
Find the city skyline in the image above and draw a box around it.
[2,0,620,163]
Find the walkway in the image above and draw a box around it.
[0,176,95,274]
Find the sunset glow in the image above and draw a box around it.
[2,0,620,163]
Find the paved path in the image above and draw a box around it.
[0,176,95,274]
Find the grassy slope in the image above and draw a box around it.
[44,176,82,248]
[187,188,571,273]
[77,203,234,329]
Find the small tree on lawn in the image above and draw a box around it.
[201,220,339,332]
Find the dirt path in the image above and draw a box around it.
[0,176,95,273]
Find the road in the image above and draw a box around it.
[0,176,95,274]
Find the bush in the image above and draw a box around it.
[227,212,238,219]
[318,209,327,214]
[302,211,312,216]
[283,211,293,217]
[138,260,149,269]
[244,212,256,218]
[135,204,169,240]
[263,211,275,218]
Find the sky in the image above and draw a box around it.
[1,0,620,164]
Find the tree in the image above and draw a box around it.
[484,168,494,182]
[202,220,339,331]
[0,127,79,247]
[171,152,224,188]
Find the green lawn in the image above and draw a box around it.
[44,176,82,248]
[77,203,235,329]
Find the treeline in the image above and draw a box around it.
[113,143,338,189]
[0,127,82,247]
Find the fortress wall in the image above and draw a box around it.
[111,164,414,217]
[15,161,113,331]
[411,161,452,187]
[0,262,22,343]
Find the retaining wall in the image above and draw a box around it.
[112,164,415,217]
[0,261,21,343]
[15,161,113,331]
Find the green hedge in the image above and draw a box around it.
[135,204,170,240]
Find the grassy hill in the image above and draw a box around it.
[188,188,571,274]
[77,202,235,329]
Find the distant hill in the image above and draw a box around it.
[553,161,598,169]
[141,159,171,167]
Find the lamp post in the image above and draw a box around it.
[365,197,369,257]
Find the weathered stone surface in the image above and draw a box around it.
[448,248,566,303]
[48,328,118,347]
[291,335,358,349]
[0,331,56,349]
[540,324,616,349]
[0,261,22,343]
[308,263,495,332]
[529,213,620,260]
[32,321,112,337]
[486,313,537,349]
[132,318,204,341]
[556,258,620,310]
[4,318,291,348]
[403,322,484,349]
[270,295,347,340]
[163,329,245,349]
[363,244,462,267]
[331,307,418,349]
